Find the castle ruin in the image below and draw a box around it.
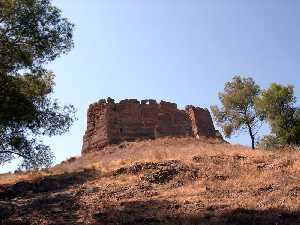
[82,98,219,154]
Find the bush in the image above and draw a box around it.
[258,135,284,150]
[258,135,300,151]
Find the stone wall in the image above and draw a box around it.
[82,98,219,154]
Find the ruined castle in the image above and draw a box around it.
[82,98,219,154]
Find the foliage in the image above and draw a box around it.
[256,83,300,147]
[0,0,74,73]
[211,76,263,149]
[0,0,75,170]
[257,135,284,150]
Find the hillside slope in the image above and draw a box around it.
[0,138,300,225]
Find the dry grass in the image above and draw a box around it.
[0,170,49,185]
[1,137,299,185]
[1,137,299,224]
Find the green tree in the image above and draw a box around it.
[211,76,263,149]
[256,83,300,147]
[0,0,75,170]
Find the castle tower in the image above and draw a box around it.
[82,98,218,154]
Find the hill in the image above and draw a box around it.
[0,137,299,225]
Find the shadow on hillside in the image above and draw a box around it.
[0,168,99,199]
[0,169,100,224]
[92,199,300,225]
[1,188,83,225]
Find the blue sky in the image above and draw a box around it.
[2,1,300,172]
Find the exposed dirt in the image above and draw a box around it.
[0,138,299,225]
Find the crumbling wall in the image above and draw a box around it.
[82,98,218,154]
[186,106,217,138]
[82,100,109,153]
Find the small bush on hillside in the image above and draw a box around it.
[258,135,284,150]
[258,134,300,151]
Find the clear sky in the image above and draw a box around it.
[2,1,300,172]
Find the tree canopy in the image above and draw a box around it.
[0,0,74,73]
[211,76,263,149]
[0,0,75,170]
[212,76,300,150]
[256,83,300,148]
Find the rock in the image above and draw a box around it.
[288,186,300,197]
[11,181,33,193]
[0,201,15,220]
[114,160,190,184]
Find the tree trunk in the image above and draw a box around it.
[246,123,255,149]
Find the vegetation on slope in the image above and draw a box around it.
[0,138,299,225]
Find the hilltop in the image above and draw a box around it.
[0,137,299,225]
[82,98,220,154]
